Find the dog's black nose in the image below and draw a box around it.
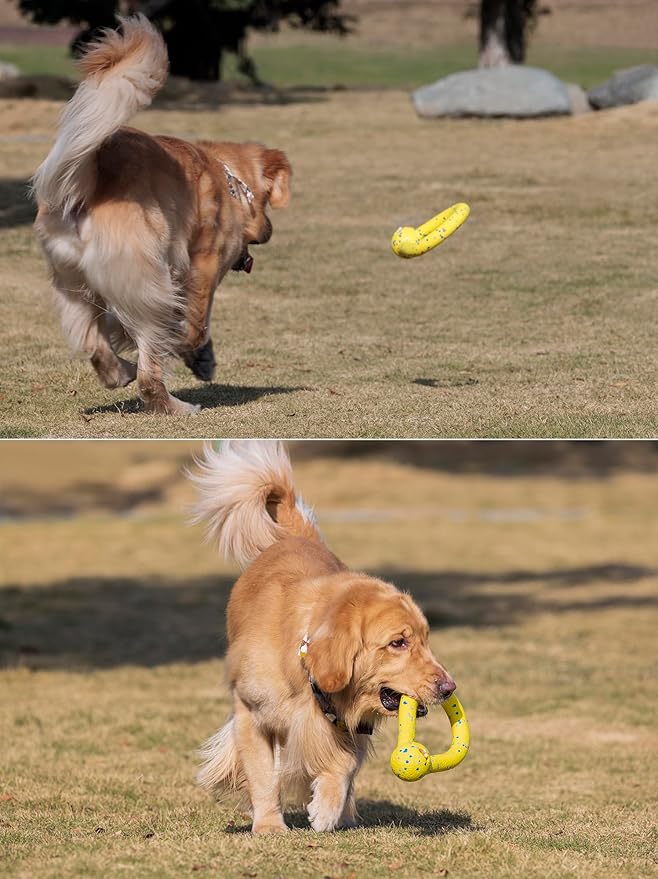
[438,679,456,698]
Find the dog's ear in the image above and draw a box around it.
[262,148,291,209]
[304,600,361,694]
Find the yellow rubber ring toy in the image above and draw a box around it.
[390,694,470,781]
[391,202,470,259]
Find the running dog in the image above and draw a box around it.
[33,16,291,415]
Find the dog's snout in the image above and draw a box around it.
[437,678,456,699]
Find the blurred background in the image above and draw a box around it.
[2,439,657,668]
[1,1,657,98]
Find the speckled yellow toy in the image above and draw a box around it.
[390,694,470,781]
[391,203,470,259]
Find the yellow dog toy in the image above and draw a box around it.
[391,203,470,259]
[390,694,470,781]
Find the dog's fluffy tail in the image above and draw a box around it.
[197,717,246,796]
[190,441,321,570]
[32,14,167,216]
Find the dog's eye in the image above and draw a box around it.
[389,639,407,650]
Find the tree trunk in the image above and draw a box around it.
[163,2,223,81]
[479,0,530,68]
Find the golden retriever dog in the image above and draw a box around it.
[191,441,456,833]
[32,16,291,415]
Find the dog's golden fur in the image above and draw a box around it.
[32,16,291,415]
[191,441,456,833]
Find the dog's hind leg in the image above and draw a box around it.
[135,339,200,416]
[53,277,137,389]
[233,692,287,834]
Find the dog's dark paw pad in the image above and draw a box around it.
[183,340,216,382]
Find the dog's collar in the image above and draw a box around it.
[298,634,373,736]
[223,164,254,205]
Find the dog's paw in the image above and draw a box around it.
[307,795,343,832]
[251,817,288,834]
[182,339,216,382]
[92,356,137,389]
[143,395,201,416]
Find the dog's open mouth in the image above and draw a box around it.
[380,687,428,716]
[232,250,254,273]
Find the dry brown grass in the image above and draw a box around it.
[1,442,657,877]
[2,91,658,437]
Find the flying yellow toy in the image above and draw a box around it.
[390,694,470,781]
[391,203,470,259]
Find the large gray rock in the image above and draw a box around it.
[588,65,658,109]
[413,66,571,118]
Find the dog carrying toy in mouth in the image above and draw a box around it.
[391,202,470,259]
[390,693,470,781]
[380,687,428,716]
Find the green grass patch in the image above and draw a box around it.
[526,45,657,89]
[227,42,477,88]
[1,40,653,89]
[0,44,76,78]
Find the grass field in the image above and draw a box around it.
[0,2,657,438]
[1,442,658,878]
[2,95,658,438]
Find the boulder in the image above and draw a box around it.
[412,66,572,118]
[588,65,658,109]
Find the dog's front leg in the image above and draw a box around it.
[308,735,368,831]
[233,692,287,834]
[52,280,137,389]
[308,770,355,832]
[182,338,216,383]
[180,249,223,370]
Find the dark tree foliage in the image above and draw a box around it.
[14,0,354,82]
[479,0,538,67]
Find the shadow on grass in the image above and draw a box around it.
[0,178,34,229]
[388,566,658,629]
[357,800,474,835]
[0,563,656,670]
[154,84,329,111]
[225,801,473,835]
[82,383,305,416]
[0,478,174,520]
[290,441,658,477]
[413,377,479,389]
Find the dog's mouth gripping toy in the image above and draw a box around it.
[391,202,470,259]
[380,686,427,715]
[390,693,470,781]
